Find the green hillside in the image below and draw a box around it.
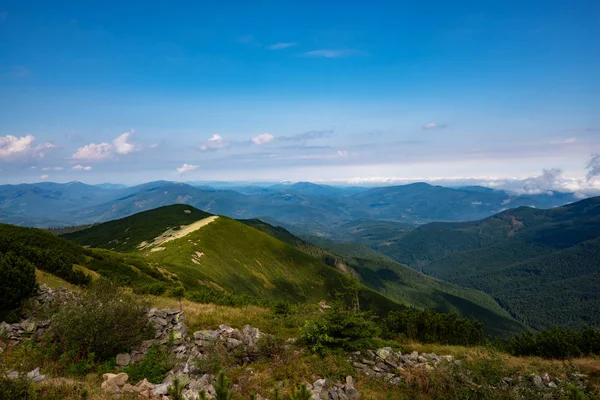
[64,206,400,313]
[376,196,600,330]
[243,219,527,338]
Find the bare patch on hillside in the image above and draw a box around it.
[191,251,205,264]
[137,216,219,249]
[503,215,525,236]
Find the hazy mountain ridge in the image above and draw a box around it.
[0,180,582,229]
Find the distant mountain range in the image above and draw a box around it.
[368,196,600,330]
[0,180,583,229]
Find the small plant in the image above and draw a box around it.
[290,383,312,400]
[214,370,234,400]
[167,377,185,400]
[198,389,209,400]
[125,346,172,384]
[169,285,186,311]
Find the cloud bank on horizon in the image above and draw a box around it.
[0,1,598,194]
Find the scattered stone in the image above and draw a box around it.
[101,372,129,391]
[376,347,393,360]
[116,352,131,366]
[530,375,543,388]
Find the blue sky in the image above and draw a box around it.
[0,0,599,192]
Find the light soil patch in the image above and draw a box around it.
[191,251,205,265]
[150,246,166,252]
[137,216,219,250]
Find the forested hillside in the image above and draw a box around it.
[376,196,600,329]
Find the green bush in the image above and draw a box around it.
[301,307,379,354]
[0,224,91,286]
[51,279,151,360]
[509,325,600,359]
[381,307,485,346]
[125,346,172,384]
[0,376,36,400]
[0,251,37,322]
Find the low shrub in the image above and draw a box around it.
[0,251,37,322]
[133,282,169,296]
[381,307,485,346]
[51,279,152,361]
[509,326,600,359]
[0,376,36,400]
[125,346,172,384]
[301,307,379,354]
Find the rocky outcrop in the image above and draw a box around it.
[349,347,455,384]
[0,285,77,347]
[128,308,187,363]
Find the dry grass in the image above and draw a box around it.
[35,269,81,293]
[146,296,279,333]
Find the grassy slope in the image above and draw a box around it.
[64,207,400,314]
[63,204,212,252]
[243,219,527,338]
[376,197,600,329]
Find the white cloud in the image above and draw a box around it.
[71,130,139,160]
[268,42,297,50]
[0,135,54,159]
[304,49,365,58]
[72,164,92,171]
[337,150,349,157]
[251,133,275,145]
[40,174,49,180]
[176,164,198,174]
[423,122,447,130]
[148,143,160,149]
[72,142,112,160]
[200,134,229,151]
[113,131,136,154]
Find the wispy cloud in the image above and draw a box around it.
[423,122,447,130]
[587,154,600,181]
[42,166,64,171]
[278,129,334,144]
[200,134,230,151]
[550,137,577,145]
[72,164,92,171]
[176,163,198,174]
[304,49,366,58]
[40,174,49,180]
[268,42,297,50]
[251,133,275,145]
